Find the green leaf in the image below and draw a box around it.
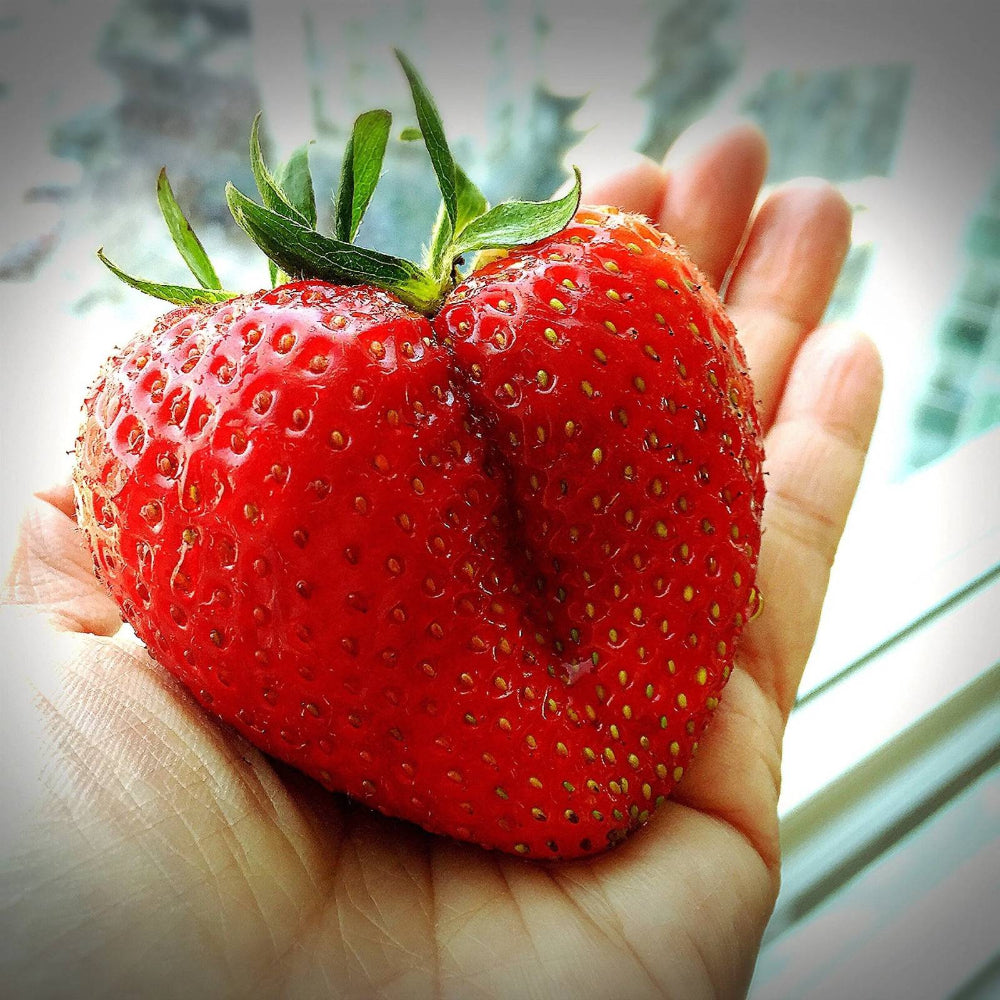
[98,249,236,306]
[334,109,392,243]
[427,163,489,276]
[449,167,582,258]
[453,163,489,237]
[395,50,457,230]
[398,126,423,142]
[271,142,316,287]
[249,113,311,228]
[274,142,317,229]
[155,168,222,290]
[226,183,440,313]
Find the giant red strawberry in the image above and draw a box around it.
[74,54,763,858]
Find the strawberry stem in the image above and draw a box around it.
[100,50,582,317]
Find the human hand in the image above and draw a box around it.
[1,122,882,999]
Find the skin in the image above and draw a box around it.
[1,122,882,999]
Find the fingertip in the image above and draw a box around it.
[783,323,884,453]
[663,116,768,174]
[727,178,856,348]
[581,152,668,219]
[828,325,884,440]
[657,119,770,285]
[762,178,854,256]
[809,323,883,391]
[826,323,883,383]
[709,120,770,179]
[34,482,78,519]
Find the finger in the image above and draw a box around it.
[34,481,78,517]
[582,152,668,220]
[3,486,122,636]
[740,325,883,720]
[656,121,769,288]
[663,667,785,872]
[726,179,853,432]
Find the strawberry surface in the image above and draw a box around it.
[75,207,763,858]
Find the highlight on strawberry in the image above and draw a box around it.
[75,50,765,859]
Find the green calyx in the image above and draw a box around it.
[100,51,582,316]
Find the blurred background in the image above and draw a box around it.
[1,0,997,995]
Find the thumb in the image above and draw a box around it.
[4,483,122,636]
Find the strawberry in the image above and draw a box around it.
[74,54,763,858]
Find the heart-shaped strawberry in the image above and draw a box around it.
[75,54,763,858]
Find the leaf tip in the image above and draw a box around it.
[224,181,246,218]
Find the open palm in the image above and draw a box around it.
[2,125,882,999]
